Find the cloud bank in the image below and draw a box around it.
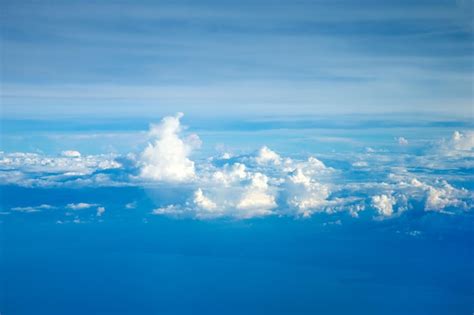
[1,115,473,221]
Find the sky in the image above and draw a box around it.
[1,1,474,314]
[1,0,473,118]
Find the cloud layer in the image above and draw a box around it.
[1,114,473,221]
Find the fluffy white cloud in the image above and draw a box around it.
[371,194,396,217]
[236,173,277,218]
[284,168,330,217]
[152,204,187,216]
[437,130,474,157]
[451,131,474,151]
[96,206,106,216]
[401,178,471,213]
[193,189,218,211]
[125,202,137,209]
[397,137,408,145]
[211,163,248,186]
[151,149,337,220]
[140,113,199,182]
[61,150,81,158]
[66,203,98,210]
[0,152,120,174]
[255,146,281,165]
[0,151,122,187]
[2,113,473,222]
[424,181,468,212]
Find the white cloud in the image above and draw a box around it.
[396,137,408,145]
[96,206,106,216]
[11,204,55,213]
[255,146,281,165]
[125,202,137,209]
[66,203,98,210]
[193,188,218,211]
[352,161,368,167]
[450,130,474,151]
[211,163,248,186]
[371,194,396,217]
[61,150,81,158]
[424,182,468,212]
[152,204,186,216]
[236,173,277,218]
[437,130,474,157]
[403,178,471,212]
[407,230,421,237]
[0,151,122,187]
[140,113,199,182]
[2,114,473,222]
[284,168,330,217]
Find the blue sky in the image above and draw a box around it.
[1,1,474,314]
[1,0,473,118]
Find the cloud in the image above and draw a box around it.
[125,202,137,209]
[352,161,368,167]
[152,204,187,216]
[396,137,408,145]
[139,113,199,182]
[193,188,218,212]
[371,194,396,217]
[61,150,81,158]
[11,204,55,213]
[255,146,281,165]
[235,173,277,218]
[211,163,248,186]
[450,131,474,151]
[96,206,106,216]
[437,130,474,157]
[0,151,122,187]
[424,181,469,212]
[284,167,330,217]
[66,203,98,210]
[1,114,473,222]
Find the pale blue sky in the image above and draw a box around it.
[1,0,473,118]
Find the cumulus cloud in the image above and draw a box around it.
[193,189,218,212]
[396,137,408,145]
[236,173,277,218]
[211,163,248,186]
[152,204,187,216]
[66,203,98,210]
[399,178,471,213]
[450,131,474,151]
[437,130,474,157]
[255,146,281,165]
[140,113,199,182]
[96,206,106,216]
[371,194,396,217]
[2,113,473,222]
[284,168,330,217]
[0,151,122,187]
[125,202,137,209]
[61,150,81,158]
[424,181,469,212]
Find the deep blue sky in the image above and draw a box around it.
[1,0,473,118]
